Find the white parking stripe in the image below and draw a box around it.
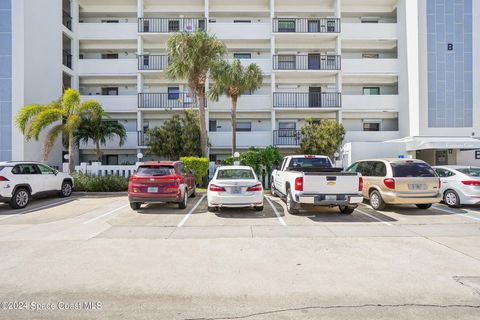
[177,195,206,227]
[433,205,480,222]
[83,204,129,224]
[0,198,77,221]
[265,196,287,227]
[355,208,393,226]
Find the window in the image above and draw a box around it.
[277,55,296,70]
[391,162,436,178]
[168,87,180,100]
[143,120,149,134]
[101,53,118,59]
[233,53,251,59]
[217,169,255,180]
[234,20,251,23]
[372,161,387,177]
[363,122,380,131]
[136,165,175,177]
[347,162,359,173]
[198,19,206,31]
[278,20,295,32]
[456,168,480,177]
[101,20,119,23]
[101,87,118,96]
[143,19,150,32]
[434,168,455,178]
[168,20,180,32]
[38,164,55,175]
[326,19,337,32]
[289,157,332,169]
[236,122,251,132]
[209,120,217,132]
[362,53,379,59]
[279,122,296,130]
[363,87,380,95]
[143,55,150,67]
[361,17,380,23]
[12,164,40,175]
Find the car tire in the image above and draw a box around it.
[207,206,217,212]
[178,190,187,209]
[254,205,264,212]
[189,185,196,198]
[10,188,30,209]
[130,202,141,210]
[416,204,432,210]
[59,181,73,198]
[369,190,386,211]
[339,206,355,214]
[286,189,300,214]
[444,190,461,208]
[271,182,278,197]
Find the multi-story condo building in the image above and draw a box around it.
[2,0,480,168]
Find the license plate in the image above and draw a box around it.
[408,184,427,191]
[231,186,241,194]
[147,187,158,193]
[325,195,337,201]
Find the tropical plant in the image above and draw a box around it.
[180,156,209,186]
[71,173,129,192]
[74,113,127,161]
[221,146,282,176]
[300,119,346,158]
[166,30,227,156]
[15,88,103,172]
[209,59,263,154]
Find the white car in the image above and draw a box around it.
[207,166,264,212]
[0,161,74,209]
[433,165,480,208]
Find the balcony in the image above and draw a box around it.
[273,18,340,33]
[63,50,72,69]
[138,93,201,109]
[344,131,401,142]
[209,131,272,149]
[209,22,270,39]
[138,18,206,33]
[273,130,302,146]
[342,23,397,40]
[342,59,398,74]
[138,131,148,147]
[230,58,272,74]
[138,55,168,71]
[78,23,137,40]
[273,92,341,109]
[342,95,399,112]
[273,55,340,71]
[79,132,138,149]
[209,95,271,112]
[80,95,137,113]
[78,59,137,76]
[62,11,72,31]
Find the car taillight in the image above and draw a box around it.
[359,177,363,191]
[383,178,395,189]
[247,184,263,192]
[461,180,480,186]
[0,176,8,181]
[209,184,226,192]
[294,177,303,191]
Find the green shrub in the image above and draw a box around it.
[72,173,129,192]
[180,156,209,185]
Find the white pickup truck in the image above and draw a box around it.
[271,155,364,214]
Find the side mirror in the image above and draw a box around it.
[272,164,279,170]
[53,170,59,175]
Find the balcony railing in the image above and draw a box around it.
[138,93,203,109]
[273,18,340,33]
[63,50,72,69]
[138,55,168,70]
[273,130,303,146]
[273,55,341,71]
[63,10,72,30]
[138,18,206,33]
[138,131,148,146]
[273,92,342,108]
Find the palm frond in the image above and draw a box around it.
[15,105,51,138]
[28,109,64,140]
[43,124,65,160]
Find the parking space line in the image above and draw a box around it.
[265,196,287,227]
[0,198,78,221]
[83,204,129,224]
[177,195,206,228]
[355,208,393,226]
[433,205,480,222]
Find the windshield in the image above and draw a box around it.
[289,157,332,168]
[217,169,255,180]
[456,167,480,177]
[391,162,436,178]
[136,166,175,177]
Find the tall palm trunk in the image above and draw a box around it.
[197,92,208,157]
[95,141,102,162]
[231,97,238,155]
[68,132,75,173]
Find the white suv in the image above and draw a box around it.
[0,162,74,209]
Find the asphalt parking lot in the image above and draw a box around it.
[0,193,479,319]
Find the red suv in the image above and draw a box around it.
[128,161,196,210]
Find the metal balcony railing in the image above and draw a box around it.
[63,50,72,69]
[273,55,341,71]
[138,93,205,109]
[138,55,169,70]
[138,131,148,146]
[273,130,303,146]
[138,18,207,33]
[273,92,342,108]
[63,10,72,30]
[273,18,340,33]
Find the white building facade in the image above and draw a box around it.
[2,0,480,168]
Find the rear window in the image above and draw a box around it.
[136,166,175,177]
[391,162,436,178]
[289,157,332,168]
[217,169,255,180]
[456,168,480,177]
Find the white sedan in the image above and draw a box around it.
[207,166,264,212]
[433,165,480,208]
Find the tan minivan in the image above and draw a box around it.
[347,159,442,210]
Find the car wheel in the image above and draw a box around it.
[444,190,461,208]
[416,204,432,210]
[286,189,300,214]
[178,190,187,209]
[207,206,217,212]
[130,202,141,210]
[254,205,264,212]
[189,185,196,198]
[59,181,73,198]
[10,188,30,209]
[369,190,386,211]
[339,206,355,214]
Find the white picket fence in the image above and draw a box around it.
[74,162,142,178]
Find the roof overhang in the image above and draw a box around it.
[387,137,480,151]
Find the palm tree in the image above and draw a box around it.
[209,59,263,154]
[166,30,227,157]
[74,113,127,161]
[15,88,103,172]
